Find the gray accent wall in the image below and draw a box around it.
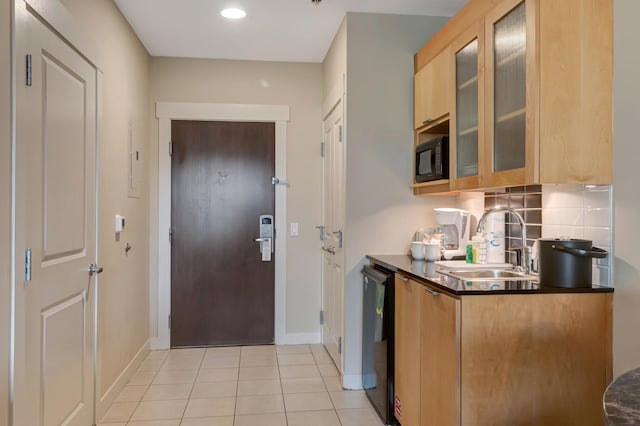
[340,12,452,385]
[613,0,640,377]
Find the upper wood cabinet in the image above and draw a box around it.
[414,0,613,192]
[414,48,452,129]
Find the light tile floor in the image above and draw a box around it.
[98,344,385,426]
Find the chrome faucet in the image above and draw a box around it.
[476,207,531,274]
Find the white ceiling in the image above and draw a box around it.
[113,0,467,63]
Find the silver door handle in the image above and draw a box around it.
[425,287,440,296]
[88,264,103,276]
[398,275,409,282]
[255,238,267,242]
[321,246,335,254]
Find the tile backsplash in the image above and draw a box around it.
[542,184,612,286]
[484,185,542,266]
[483,184,612,286]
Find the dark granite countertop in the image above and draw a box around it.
[604,368,640,425]
[367,254,614,296]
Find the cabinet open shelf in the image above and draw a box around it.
[416,117,449,137]
[412,179,454,196]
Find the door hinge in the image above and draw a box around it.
[169,227,173,243]
[24,248,32,282]
[169,140,173,157]
[338,125,343,143]
[26,54,32,86]
[320,310,325,325]
[338,336,342,354]
[320,142,325,157]
[168,314,172,329]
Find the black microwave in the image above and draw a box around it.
[415,136,449,183]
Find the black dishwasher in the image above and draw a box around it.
[361,264,398,425]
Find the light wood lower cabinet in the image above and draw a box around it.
[394,275,422,425]
[420,283,460,426]
[395,273,613,426]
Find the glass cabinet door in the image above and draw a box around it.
[455,38,479,178]
[451,22,484,190]
[492,1,526,172]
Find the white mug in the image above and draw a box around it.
[410,242,425,260]
[424,242,442,261]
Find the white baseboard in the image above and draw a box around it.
[151,335,170,350]
[151,331,320,349]
[342,373,363,390]
[276,332,321,345]
[96,339,150,421]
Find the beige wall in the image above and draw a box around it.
[149,58,323,337]
[323,19,346,102]
[1,1,11,424]
[58,0,151,410]
[613,0,640,377]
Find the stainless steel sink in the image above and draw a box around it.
[440,269,538,281]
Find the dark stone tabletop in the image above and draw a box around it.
[604,368,640,425]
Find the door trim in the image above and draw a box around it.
[153,102,289,349]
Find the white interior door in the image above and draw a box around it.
[14,4,98,425]
[321,101,344,370]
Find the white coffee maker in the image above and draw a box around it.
[434,208,470,259]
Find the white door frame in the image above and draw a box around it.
[153,102,289,349]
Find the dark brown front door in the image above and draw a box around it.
[170,120,275,347]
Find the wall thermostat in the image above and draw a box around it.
[115,214,125,233]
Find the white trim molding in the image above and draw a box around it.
[96,339,150,421]
[342,374,364,390]
[153,102,289,349]
[277,332,321,346]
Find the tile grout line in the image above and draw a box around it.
[275,345,288,426]
[178,348,206,424]
[122,350,167,424]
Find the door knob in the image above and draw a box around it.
[88,264,103,276]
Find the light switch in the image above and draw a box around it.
[290,222,299,237]
[115,214,125,233]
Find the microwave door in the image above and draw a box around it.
[416,148,434,182]
[419,149,433,175]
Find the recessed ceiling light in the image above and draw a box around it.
[221,8,246,19]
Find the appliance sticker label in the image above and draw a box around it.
[394,394,402,417]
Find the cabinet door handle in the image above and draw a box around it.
[422,118,434,125]
[425,287,440,296]
[399,275,409,282]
